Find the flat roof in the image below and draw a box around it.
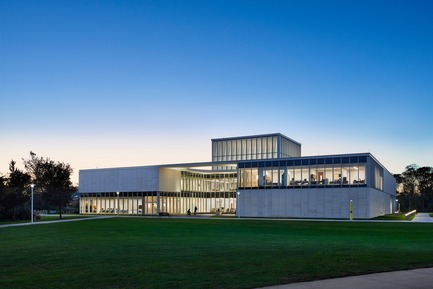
[79,160,238,173]
[80,152,385,173]
[211,133,301,146]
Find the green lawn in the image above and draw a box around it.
[1,217,433,289]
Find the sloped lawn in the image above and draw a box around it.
[1,217,433,289]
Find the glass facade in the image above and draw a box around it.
[238,155,371,190]
[370,158,384,191]
[212,134,301,163]
[80,192,158,215]
[178,171,237,213]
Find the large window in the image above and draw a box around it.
[237,155,369,189]
[212,134,302,164]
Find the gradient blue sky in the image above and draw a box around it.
[1,0,432,184]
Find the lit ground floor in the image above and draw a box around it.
[79,191,237,215]
[79,187,395,219]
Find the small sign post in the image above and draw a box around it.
[350,199,353,221]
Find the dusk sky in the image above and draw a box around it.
[1,0,432,185]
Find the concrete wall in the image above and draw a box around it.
[159,168,181,192]
[369,188,394,218]
[238,187,391,219]
[79,166,160,193]
[383,170,397,196]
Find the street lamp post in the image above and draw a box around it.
[116,191,120,216]
[237,192,240,219]
[30,184,35,224]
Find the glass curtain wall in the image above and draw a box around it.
[280,137,302,158]
[80,192,158,215]
[212,134,301,163]
[238,156,369,190]
[212,136,279,163]
[370,159,384,190]
[80,189,238,216]
[179,171,237,214]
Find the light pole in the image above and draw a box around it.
[237,192,240,219]
[116,191,120,216]
[396,199,400,214]
[30,184,35,224]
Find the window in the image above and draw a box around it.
[342,164,350,185]
[212,142,217,162]
[251,138,256,159]
[246,139,251,160]
[222,141,227,161]
[293,166,302,187]
[310,163,317,186]
[333,163,342,185]
[280,165,288,187]
[257,138,261,159]
[242,139,247,160]
[251,168,258,188]
[301,166,309,186]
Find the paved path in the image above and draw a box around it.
[412,213,433,222]
[257,267,433,289]
[0,216,114,228]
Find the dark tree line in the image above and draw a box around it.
[394,164,433,212]
[0,152,77,221]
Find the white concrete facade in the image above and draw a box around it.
[79,166,160,193]
[237,187,393,219]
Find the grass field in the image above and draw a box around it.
[1,217,433,289]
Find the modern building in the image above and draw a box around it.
[79,133,396,219]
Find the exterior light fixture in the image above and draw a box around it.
[30,184,35,224]
[237,192,241,219]
[116,191,120,216]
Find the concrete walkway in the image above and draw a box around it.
[0,216,113,228]
[257,267,433,289]
[412,213,433,222]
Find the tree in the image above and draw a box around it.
[416,166,433,211]
[23,152,76,219]
[0,174,8,213]
[396,164,433,212]
[6,160,32,220]
[0,161,31,220]
[399,164,419,211]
